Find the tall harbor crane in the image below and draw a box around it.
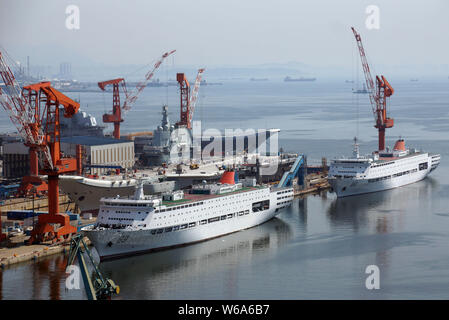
[99,50,176,139]
[98,78,126,139]
[351,27,394,151]
[176,68,205,129]
[0,51,81,243]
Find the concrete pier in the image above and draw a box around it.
[0,237,91,268]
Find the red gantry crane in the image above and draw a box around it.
[176,68,205,129]
[0,51,81,243]
[99,50,176,139]
[351,27,394,151]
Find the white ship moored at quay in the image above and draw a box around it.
[328,138,440,197]
[82,171,294,260]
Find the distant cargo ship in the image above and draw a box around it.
[353,83,369,94]
[284,76,316,82]
[250,78,268,81]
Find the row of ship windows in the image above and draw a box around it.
[371,161,395,168]
[277,200,291,206]
[368,168,419,183]
[102,210,147,215]
[155,201,204,213]
[149,209,254,235]
[104,202,152,207]
[153,200,270,223]
[276,189,291,195]
[155,195,267,214]
[277,195,291,200]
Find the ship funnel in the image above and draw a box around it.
[220,170,235,185]
[393,139,406,151]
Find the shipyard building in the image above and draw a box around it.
[1,136,134,178]
[60,136,135,175]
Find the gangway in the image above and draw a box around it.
[277,154,305,188]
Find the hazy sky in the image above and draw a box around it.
[1,0,448,69]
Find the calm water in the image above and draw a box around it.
[1,79,449,299]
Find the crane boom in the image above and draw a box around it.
[122,50,176,112]
[188,68,205,126]
[176,68,205,129]
[351,27,378,119]
[351,27,394,151]
[0,52,53,167]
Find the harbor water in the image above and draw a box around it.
[1,79,449,299]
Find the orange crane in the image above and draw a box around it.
[99,50,176,139]
[351,27,394,151]
[28,85,81,243]
[176,68,205,129]
[98,78,125,139]
[0,51,81,243]
[17,82,52,195]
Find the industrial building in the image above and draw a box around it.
[1,136,135,178]
[60,136,135,175]
[2,142,29,179]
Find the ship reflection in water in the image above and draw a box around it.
[99,218,293,299]
[327,175,438,231]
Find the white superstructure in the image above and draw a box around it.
[82,174,293,260]
[59,154,282,214]
[328,139,440,197]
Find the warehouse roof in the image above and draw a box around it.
[60,136,132,146]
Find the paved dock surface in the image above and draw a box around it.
[0,218,95,267]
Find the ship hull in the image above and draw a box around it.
[329,167,429,197]
[85,205,281,261]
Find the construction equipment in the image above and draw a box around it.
[0,51,81,243]
[351,27,394,151]
[29,85,81,243]
[98,78,125,139]
[176,68,205,129]
[277,154,305,188]
[16,81,53,196]
[99,50,176,139]
[189,163,199,170]
[17,82,83,197]
[67,234,119,300]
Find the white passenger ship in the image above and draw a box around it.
[82,171,294,260]
[328,138,440,197]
